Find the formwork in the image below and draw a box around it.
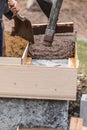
[0,22,78,100]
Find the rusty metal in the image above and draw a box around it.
[11,15,34,43]
[9,0,34,43]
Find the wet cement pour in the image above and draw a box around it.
[28,34,75,59]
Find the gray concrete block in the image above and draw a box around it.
[0,99,68,130]
[80,94,87,126]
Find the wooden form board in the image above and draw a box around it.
[69,43,79,68]
[0,22,78,100]
[69,117,87,130]
[0,22,74,66]
[69,117,83,130]
[0,43,78,100]
[17,128,63,130]
[0,42,29,65]
[83,127,87,130]
[32,22,74,35]
[17,117,87,130]
[0,47,78,100]
[0,57,21,65]
[21,43,29,64]
[0,64,77,100]
[17,127,87,130]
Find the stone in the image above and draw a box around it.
[80,94,87,126]
[0,99,68,130]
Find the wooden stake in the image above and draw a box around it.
[69,117,83,130]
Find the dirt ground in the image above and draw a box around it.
[5,32,27,57]
[4,0,87,57]
[4,0,87,40]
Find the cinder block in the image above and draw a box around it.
[0,99,69,130]
[80,94,87,126]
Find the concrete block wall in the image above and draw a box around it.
[0,98,68,130]
[80,94,87,126]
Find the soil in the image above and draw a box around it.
[4,0,87,40]
[69,74,87,118]
[28,34,75,59]
[5,32,28,57]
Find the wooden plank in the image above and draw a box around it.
[69,42,79,68]
[24,57,32,65]
[69,58,79,68]
[17,128,63,130]
[32,22,74,35]
[83,126,87,130]
[0,57,21,65]
[21,43,29,65]
[0,43,29,65]
[0,65,77,100]
[69,117,83,130]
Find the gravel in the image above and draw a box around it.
[69,74,87,118]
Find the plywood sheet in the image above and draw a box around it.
[0,65,77,100]
[21,43,29,64]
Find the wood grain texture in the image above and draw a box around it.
[0,64,77,100]
[21,43,29,64]
[83,127,87,130]
[18,128,63,130]
[17,118,87,130]
[0,42,29,65]
[69,117,83,130]
[0,57,21,65]
[32,22,74,35]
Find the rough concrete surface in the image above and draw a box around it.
[28,34,75,59]
[0,98,68,130]
[80,94,87,126]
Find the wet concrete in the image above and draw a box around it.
[28,33,75,59]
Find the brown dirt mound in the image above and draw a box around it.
[5,32,28,57]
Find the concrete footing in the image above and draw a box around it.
[0,99,68,130]
[80,94,87,126]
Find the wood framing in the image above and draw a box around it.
[0,43,29,65]
[69,117,87,130]
[83,127,87,130]
[0,22,78,100]
[0,60,77,100]
[21,43,29,64]
[32,22,74,35]
[17,117,87,130]
[0,57,21,65]
[18,128,63,130]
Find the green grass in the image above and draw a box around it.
[77,40,87,74]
